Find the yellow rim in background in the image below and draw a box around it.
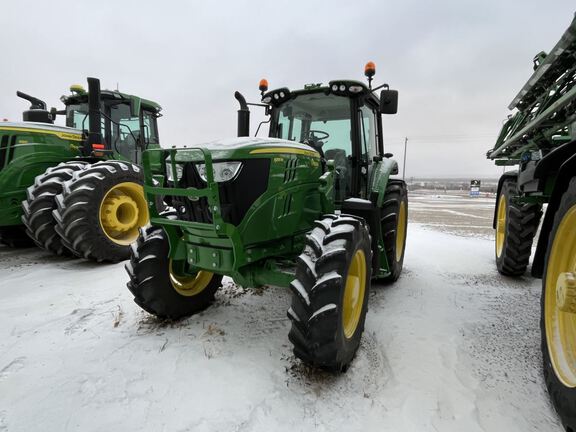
[545,204,576,387]
[396,200,407,262]
[342,249,367,339]
[99,182,149,246]
[496,194,507,258]
[169,259,214,297]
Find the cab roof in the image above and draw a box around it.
[62,89,162,113]
[262,80,380,107]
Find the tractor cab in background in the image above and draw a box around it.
[61,85,161,164]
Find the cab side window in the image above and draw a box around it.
[359,105,377,161]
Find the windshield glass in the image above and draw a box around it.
[275,93,351,155]
[275,93,352,201]
[66,103,91,130]
[66,101,159,157]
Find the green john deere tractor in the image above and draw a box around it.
[126,63,408,371]
[487,14,576,429]
[0,77,161,262]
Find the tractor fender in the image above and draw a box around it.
[532,152,576,278]
[370,158,399,208]
[492,171,518,229]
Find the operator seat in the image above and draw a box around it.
[324,148,350,200]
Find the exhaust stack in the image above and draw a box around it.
[86,77,104,154]
[234,91,250,137]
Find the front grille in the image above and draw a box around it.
[283,158,297,183]
[170,158,270,226]
[0,135,8,169]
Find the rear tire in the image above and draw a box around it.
[287,214,372,372]
[0,226,35,248]
[541,178,576,431]
[495,179,542,276]
[380,180,408,282]
[53,160,148,263]
[126,226,223,319]
[21,161,88,256]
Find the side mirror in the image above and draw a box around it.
[380,89,398,114]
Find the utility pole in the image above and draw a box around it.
[402,137,408,181]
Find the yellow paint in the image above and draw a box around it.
[544,204,576,387]
[99,182,149,245]
[396,200,407,262]
[169,260,214,297]
[0,126,83,142]
[496,194,506,258]
[250,147,319,158]
[342,249,367,338]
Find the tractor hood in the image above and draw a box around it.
[170,137,320,163]
[0,121,83,142]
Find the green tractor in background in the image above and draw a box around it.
[487,15,576,430]
[0,78,161,262]
[126,63,408,371]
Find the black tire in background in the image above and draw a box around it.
[495,178,542,276]
[541,178,576,432]
[21,161,88,256]
[287,214,372,372]
[380,180,408,282]
[53,160,148,263]
[126,226,223,319]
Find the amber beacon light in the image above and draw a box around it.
[259,79,269,94]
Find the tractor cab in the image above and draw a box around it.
[61,81,162,163]
[261,64,398,202]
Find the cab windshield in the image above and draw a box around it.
[273,93,352,200]
[274,93,351,156]
[65,101,159,157]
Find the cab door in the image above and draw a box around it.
[356,103,380,198]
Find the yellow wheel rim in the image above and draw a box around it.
[99,182,149,245]
[169,259,214,297]
[496,194,506,258]
[396,200,407,262]
[545,204,576,387]
[342,249,367,339]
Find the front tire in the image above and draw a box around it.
[541,178,576,431]
[287,214,372,372]
[21,161,88,256]
[495,178,542,276]
[126,226,223,319]
[53,160,149,262]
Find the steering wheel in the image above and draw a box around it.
[308,130,330,140]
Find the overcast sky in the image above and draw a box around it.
[1,0,574,178]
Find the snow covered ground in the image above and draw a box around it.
[0,208,563,431]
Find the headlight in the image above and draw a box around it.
[165,159,184,182]
[197,161,242,182]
